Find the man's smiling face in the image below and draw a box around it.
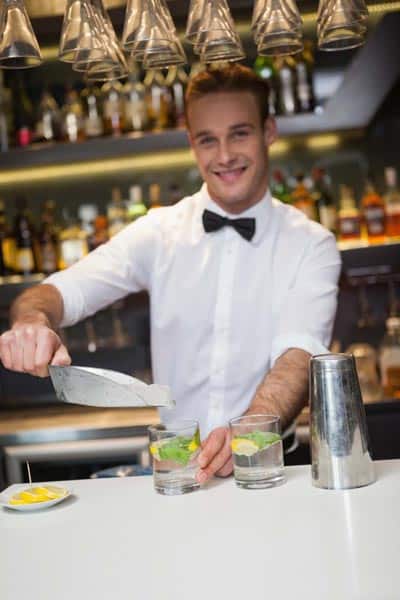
[187,91,277,214]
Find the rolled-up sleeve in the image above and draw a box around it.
[44,215,158,327]
[270,231,341,366]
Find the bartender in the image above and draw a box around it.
[0,64,341,484]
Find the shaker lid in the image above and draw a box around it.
[311,353,354,371]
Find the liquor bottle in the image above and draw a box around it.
[122,65,148,133]
[379,317,400,399]
[165,66,188,128]
[276,57,298,116]
[0,199,14,275]
[166,182,183,206]
[13,74,34,147]
[78,204,98,240]
[0,71,11,152]
[126,185,147,222]
[312,168,337,233]
[81,85,104,139]
[37,200,58,274]
[361,180,386,243]
[58,210,88,270]
[294,41,315,113]
[61,88,85,143]
[337,185,361,241]
[271,169,292,204]
[292,174,316,220]
[148,183,162,210]
[88,215,109,251]
[253,56,278,116]
[144,70,171,130]
[102,81,124,137]
[383,167,400,238]
[13,197,38,275]
[35,89,62,143]
[107,187,126,237]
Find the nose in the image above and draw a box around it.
[216,138,236,166]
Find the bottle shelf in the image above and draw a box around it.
[1,12,398,174]
[1,241,399,294]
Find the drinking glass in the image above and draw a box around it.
[317,0,368,51]
[71,0,107,70]
[148,420,201,495]
[186,0,244,62]
[123,0,185,67]
[185,0,208,44]
[0,0,42,68]
[59,0,86,62]
[230,414,285,489]
[254,0,303,56]
[75,0,128,80]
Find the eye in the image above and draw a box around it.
[233,130,249,138]
[198,136,215,146]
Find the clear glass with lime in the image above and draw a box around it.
[230,414,286,489]
[148,420,201,495]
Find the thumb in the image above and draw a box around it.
[51,344,72,366]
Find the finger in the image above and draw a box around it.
[34,329,60,377]
[10,329,24,372]
[197,430,231,483]
[215,456,233,478]
[197,427,227,469]
[22,326,37,374]
[51,344,72,367]
[0,332,13,370]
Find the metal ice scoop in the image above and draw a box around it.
[49,365,174,409]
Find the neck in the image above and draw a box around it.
[208,181,270,216]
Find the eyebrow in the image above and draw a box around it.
[193,122,255,140]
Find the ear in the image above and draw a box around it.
[263,116,277,147]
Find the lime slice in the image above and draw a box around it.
[238,431,281,450]
[231,438,259,457]
[150,433,200,466]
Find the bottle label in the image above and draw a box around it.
[84,116,103,138]
[40,243,57,273]
[17,127,32,147]
[340,217,361,236]
[60,239,87,268]
[365,206,385,235]
[16,248,34,272]
[319,206,337,231]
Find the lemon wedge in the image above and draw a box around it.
[9,485,67,505]
[231,438,259,457]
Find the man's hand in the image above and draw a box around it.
[196,426,233,484]
[0,322,71,378]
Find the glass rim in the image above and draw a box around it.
[148,419,199,434]
[229,414,280,427]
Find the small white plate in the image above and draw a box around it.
[0,486,71,512]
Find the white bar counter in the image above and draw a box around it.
[1,460,399,600]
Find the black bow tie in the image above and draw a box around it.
[202,209,256,242]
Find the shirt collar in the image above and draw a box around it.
[196,182,273,246]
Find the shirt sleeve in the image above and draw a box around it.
[43,214,158,327]
[270,231,341,366]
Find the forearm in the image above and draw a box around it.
[10,284,64,330]
[246,348,310,430]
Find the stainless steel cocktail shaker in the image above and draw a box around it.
[310,353,375,489]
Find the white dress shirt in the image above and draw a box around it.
[45,184,341,437]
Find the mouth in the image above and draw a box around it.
[212,166,248,184]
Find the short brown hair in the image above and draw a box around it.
[185,64,270,126]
